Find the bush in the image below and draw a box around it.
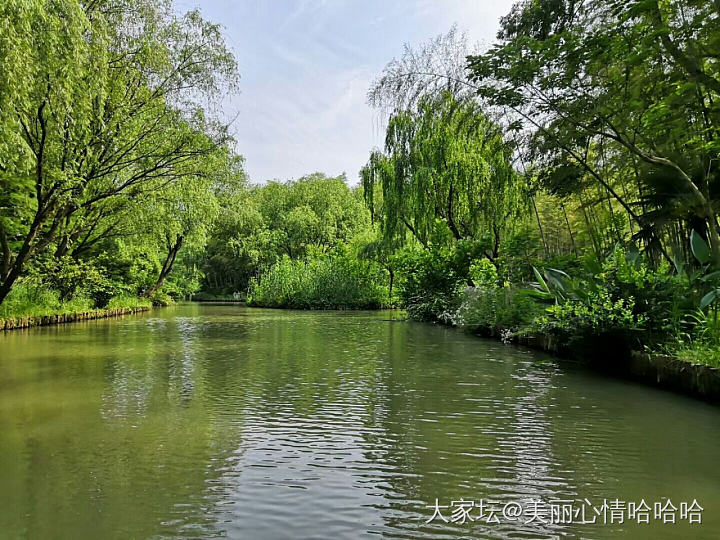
[532,288,648,346]
[597,250,688,338]
[106,295,152,310]
[469,259,498,287]
[148,290,173,307]
[530,248,689,347]
[0,282,93,318]
[30,255,122,306]
[248,254,388,309]
[453,286,542,332]
[396,247,466,321]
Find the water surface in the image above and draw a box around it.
[1,304,718,539]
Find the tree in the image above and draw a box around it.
[137,151,243,298]
[468,0,720,264]
[0,0,239,304]
[256,173,370,260]
[368,25,479,113]
[199,173,371,294]
[361,93,527,261]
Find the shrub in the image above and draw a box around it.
[597,250,688,338]
[148,290,173,307]
[454,286,542,332]
[248,254,388,309]
[532,288,647,343]
[530,248,688,346]
[469,259,498,287]
[0,281,93,318]
[29,255,122,306]
[106,295,152,310]
[396,247,466,321]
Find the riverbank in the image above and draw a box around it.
[472,325,720,403]
[0,306,151,331]
[191,298,246,303]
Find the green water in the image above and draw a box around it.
[0,304,718,539]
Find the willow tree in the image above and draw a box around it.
[361,93,527,261]
[0,0,238,304]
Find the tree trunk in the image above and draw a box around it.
[143,236,184,298]
[531,196,549,257]
[0,204,64,305]
[388,267,394,299]
[578,191,601,257]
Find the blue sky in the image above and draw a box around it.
[174,0,516,184]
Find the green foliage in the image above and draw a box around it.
[248,253,387,310]
[469,259,498,288]
[362,92,527,250]
[685,309,720,345]
[148,290,174,307]
[660,307,720,368]
[0,283,151,318]
[29,256,121,306]
[533,289,647,340]
[0,282,92,318]
[691,230,711,265]
[669,343,720,369]
[200,173,370,295]
[0,0,241,306]
[454,286,542,332]
[468,0,720,266]
[531,248,688,341]
[105,295,152,310]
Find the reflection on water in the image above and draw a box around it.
[0,304,719,539]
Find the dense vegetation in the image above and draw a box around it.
[249,0,720,367]
[2,0,720,367]
[0,0,244,316]
[354,0,720,366]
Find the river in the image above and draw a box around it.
[0,303,718,539]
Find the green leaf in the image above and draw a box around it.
[699,271,720,283]
[526,289,554,301]
[533,266,550,294]
[700,290,717,310]
[544,268,568,291]
[672,255,685,277]
[691,230,710,264]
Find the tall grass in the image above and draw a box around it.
[248,256,388,309]
[0,282,150,318]
[106,294,152,310]
[0,283,93,318]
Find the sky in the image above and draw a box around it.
[174,0,517,184]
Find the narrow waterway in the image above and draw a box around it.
[0,304,718,539]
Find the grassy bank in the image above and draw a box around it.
[0,284,153,328]
[0,306,151,331]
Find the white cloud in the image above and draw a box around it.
[177,0,516,183]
